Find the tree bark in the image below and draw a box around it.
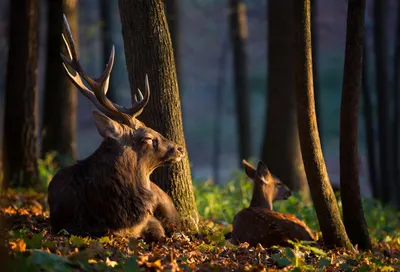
[362,46,379,199]
[117,0,199,229]
[3,0,39,188]
[229,0,251,164]
[263,0,307,194]
[339,0,371,250]
[311,0,322,146]
[374,0,394,204]
[42,0,78,165]
[293,0,354,250]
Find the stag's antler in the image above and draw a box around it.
[60,14,150,126]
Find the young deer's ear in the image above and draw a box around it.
[242,159,256,180]
[92,111,123,140]
[256,161,270,179]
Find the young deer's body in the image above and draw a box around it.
[48,16,181,242]
[230,160,315,248]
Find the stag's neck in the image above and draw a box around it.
[249,190,273,210]
[82,138,151,190]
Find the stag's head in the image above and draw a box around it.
[242,160,291,210]
[60,15,184,173]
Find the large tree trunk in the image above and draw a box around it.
[262,0,307,194]
[229,0,251,164]
[374,0,395,204]
[362,46,379,199]
[293,0,353,250]
[42,0,78,165]
[3,0,39,188]
[117,0,199,229]
[339,0,371,250]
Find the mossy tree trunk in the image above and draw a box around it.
[3,0,39,188]
[117,0,199,230]
[339,0,371,250]
[229,0,251,164]
[42,0,78,165]
[293,0,354,251]
[262,0,308,194]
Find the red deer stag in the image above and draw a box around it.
[47,15,181,242]
[229,160,315,248]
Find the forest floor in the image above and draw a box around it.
[1,178,400,271]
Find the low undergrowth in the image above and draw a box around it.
[0,156,399,271]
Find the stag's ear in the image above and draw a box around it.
[242,159,256,180]
[93,111,123,140]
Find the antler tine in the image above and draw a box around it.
[131,74,151,118]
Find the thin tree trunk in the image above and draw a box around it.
[294,0,354,251]
[3,0,39,188]
[117,0,199,230]
[100,0,119,102]
[362,46,379,199]
[311,0,322,146]
[229,0,251,164]
[374,0,394,203]
[263,0,308,194]
[42,0,78,165]
[339,0,371,250]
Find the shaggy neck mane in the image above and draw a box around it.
[78,138,151,190]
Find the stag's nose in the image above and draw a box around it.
[285,190,292,199]
[177,146,185,155]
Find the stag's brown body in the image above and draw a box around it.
[230,160,315,248]
[48,15,181,242]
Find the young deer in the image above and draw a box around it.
[229,160,315,248]
[47,15,181,242]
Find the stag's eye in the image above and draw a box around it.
[277,182,282,187]
[152,139,159,150]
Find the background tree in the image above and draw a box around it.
[100,0,121,102]
[362,45,379,199]
[229,0,251,164]
[339,0,371,250]
[262,0,307,194]
[374,0,395,204]
[42,0,78,165]
[2,0,39,188]
[294,0,353,250]
[117,0,199,229]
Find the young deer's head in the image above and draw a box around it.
[242,160,291,210]
[60,15,184,177]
